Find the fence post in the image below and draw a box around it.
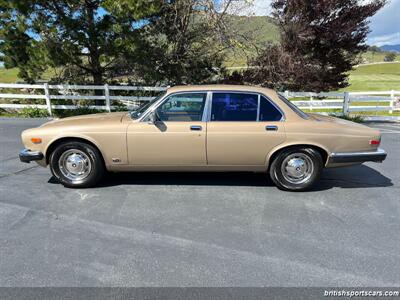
[104,84,111,112]
[284,90,289,98]
[309,93,313,111]
[389,90,394,114]
[44,83,52,117]
[343,92,350,116]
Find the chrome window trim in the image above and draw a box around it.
[202,91,213,122]
[139,89,286,122]
[208,91,285,122]
[139,91,209,122]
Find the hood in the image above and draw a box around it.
[40,112,127,128]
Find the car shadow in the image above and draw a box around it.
[315,164,393,190]
[48,164,393,191]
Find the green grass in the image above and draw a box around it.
[0,67,58,83]
[345,62,400,91]
[0,68,20,83]
[223,15,279,68]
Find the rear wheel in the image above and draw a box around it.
[49,141,104,188]
[269,147,323,191]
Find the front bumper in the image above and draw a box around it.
[329,148,387,164]
[19,149,44,163]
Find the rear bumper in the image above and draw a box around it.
[329,148,387,164]
[19,149,44,163]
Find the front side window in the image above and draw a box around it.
[156,93,207,121]
[211,93,258,121]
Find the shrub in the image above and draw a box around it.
[19,107,49,118]
[330,113,364,123]
[384,52,397,62]
[53,106,101,118]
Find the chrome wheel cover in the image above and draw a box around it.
[58,149,92,183]
[281,153,314,184]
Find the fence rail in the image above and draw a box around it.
[0,83,399,116]
[286,90,399,115]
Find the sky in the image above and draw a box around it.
[227,0,400,46]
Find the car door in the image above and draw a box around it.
[206,92,286,166]
[127,92,207,165]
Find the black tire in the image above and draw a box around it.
[269,147,323,191]
[49,141,105,188]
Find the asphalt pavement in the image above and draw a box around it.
[0,117,399,286]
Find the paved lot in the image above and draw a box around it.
[0,118,399,287]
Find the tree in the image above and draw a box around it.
[131,0,230,85]
[244,0,386,92]
[368,45,382,53]
[0,0,161,84]
[384,52,397,62]
[0,0,233,86]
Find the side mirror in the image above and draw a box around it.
[148,110,160,124]
[148,111,156,124]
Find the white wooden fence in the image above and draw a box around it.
[286,90,400,115]
[0,83,399,116]
[0,83,166,116]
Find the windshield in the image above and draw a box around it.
[130,92,166,119]
[278,94,309,119]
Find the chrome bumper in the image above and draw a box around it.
[329,148,387,164]
[19,149,44,163]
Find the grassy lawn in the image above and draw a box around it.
[345,62,400,92]
[0,67,58,84]
[0,68,20,83]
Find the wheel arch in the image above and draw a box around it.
[45,136,106,167]
[267,143,330,169]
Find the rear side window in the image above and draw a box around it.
[211,93,258,121]
[259,96,283,121]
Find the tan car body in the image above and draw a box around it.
[21,85,383,172]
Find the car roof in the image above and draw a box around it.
[166,84,277,97]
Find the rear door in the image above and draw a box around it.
[206,92,286,166]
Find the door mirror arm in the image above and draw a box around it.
[148,110,161,124]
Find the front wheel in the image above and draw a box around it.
[269,147,323,191]
[49,141,105,188]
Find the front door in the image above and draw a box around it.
[127,92,207,165]
[207,92,286,166]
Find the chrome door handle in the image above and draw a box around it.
[190,125,202,131]
[266,125,278,131]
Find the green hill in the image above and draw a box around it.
[345,62,400,91]
[223,15,279,67]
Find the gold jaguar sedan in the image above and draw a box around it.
[19,85,387,191]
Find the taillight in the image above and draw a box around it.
[369,139,380,146]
